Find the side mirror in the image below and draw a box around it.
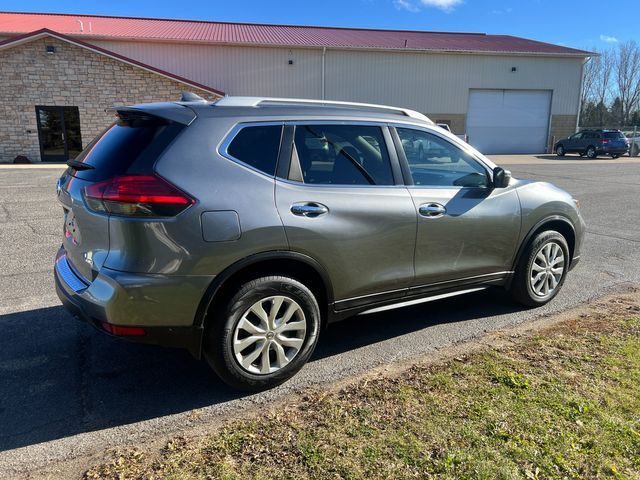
[493,167,512,188]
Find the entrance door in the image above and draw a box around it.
[36,106,82,162]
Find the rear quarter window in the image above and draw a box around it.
[69,118,184,182]
[604,132,625,139]
[226,125,283,176]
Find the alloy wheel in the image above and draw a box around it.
[232,295,307,375]
[529,242,565,297]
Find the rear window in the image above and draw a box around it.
[226,125,283,176]
[69,116,183,182]
[604,132,625,139]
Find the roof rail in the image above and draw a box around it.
[214,96,433,124]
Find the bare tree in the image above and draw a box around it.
[581,51,598,111]
[593,49,614,124]
[614,40,640,125]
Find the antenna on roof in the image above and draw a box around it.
[180,91,207,102]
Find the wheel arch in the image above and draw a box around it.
[194,251,334,336]
[511,215,576,274]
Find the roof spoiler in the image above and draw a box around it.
[107,102,198,125]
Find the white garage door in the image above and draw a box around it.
[466,90,552,154]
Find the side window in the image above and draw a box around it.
[396,127,489,188]
[292,124,394,186]
[227,125,283,175]
[571,133,583,140]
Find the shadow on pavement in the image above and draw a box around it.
[534,154,626,161]
[0,289,520,452]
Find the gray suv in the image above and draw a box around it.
[54,96,585,390]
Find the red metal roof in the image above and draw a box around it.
[0,11,591,56]
[0,28,225,95]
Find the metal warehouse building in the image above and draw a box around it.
[0,11,591,162]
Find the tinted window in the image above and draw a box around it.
[604,132,625,139]
[571,133,584,140]
[227,125,283,175]
[293,125,394,185]
[69,118,184,182]
[397,128,489,188]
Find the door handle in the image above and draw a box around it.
[290,202,329,218]
[419,203,446,218]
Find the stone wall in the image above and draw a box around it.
[549,114,577,151]
[427,114,466,136]
[0,36,221,163]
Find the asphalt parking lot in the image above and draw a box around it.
[1,156,639,475]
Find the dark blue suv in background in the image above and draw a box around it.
[554,129,629,159]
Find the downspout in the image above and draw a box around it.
[575,57,588,132]
[321,47,326,100]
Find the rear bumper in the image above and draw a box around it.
[54,246,213,357]
[598,147,629,155]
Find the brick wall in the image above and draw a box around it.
[0,36,221,163]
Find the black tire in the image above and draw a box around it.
[586,146,597,159]
[555,144,565,157]
[204,276,321,391]
[509,231,570,307]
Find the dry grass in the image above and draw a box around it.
[85,293,640,480]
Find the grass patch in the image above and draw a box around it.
[86,296,640,480]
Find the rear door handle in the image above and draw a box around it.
[419,203,446,218]
[290,202,329,218]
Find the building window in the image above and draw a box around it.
[35,106,82,162]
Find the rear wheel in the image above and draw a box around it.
[204,276,321,391]
[555,145,565,156]
[586,146,597,159]
[509,231,569,307]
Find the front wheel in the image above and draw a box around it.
[204,276,321,391]
[555,145,565,156]
[509,231,570,307]
[586,146,597,159]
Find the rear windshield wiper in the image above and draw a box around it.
[66,159,94,170]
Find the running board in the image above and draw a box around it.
[357,287,488,315]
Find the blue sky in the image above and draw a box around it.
[3,0,638,51]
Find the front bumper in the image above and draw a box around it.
[54,247,213,357]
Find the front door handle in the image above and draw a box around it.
[419,203,446,218]
[290,202,329,218]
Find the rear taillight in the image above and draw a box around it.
[600,138,610,144]
[83,174,194,217]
